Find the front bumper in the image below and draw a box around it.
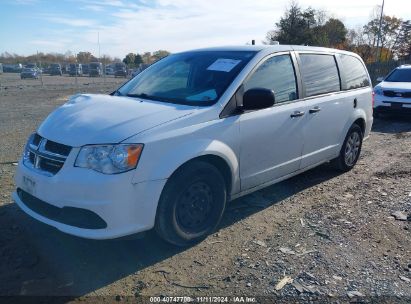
[374,95,411,115]
[374,105,411,115]
[13,160,167,239]
[21,74,37,78]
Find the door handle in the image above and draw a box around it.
[309,106,321,114]
[290,111,305,118]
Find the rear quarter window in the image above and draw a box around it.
[299,54,340,97]
[340,54,370,89]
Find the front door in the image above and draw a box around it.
[239,53,305,191]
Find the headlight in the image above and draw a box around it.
[75,144,143,174]
[374,87,383,95]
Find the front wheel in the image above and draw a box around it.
[332,124,363,172]
[155,161,227,246]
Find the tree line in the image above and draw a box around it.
[0,49,170,68]
[265,2,411,63]
[1,2,410,66]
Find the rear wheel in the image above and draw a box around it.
[155,161,227,246]
[332,124,363,172]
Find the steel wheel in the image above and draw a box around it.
[155,160,227,246]
[176,181,214,233]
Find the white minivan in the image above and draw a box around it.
[13,45,373,246]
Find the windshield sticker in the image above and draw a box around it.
[207,59,241,72]
[186,89,217,102]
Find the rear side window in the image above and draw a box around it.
[299,54,340,97]
[244,54,297,103]
[340,55,370,89]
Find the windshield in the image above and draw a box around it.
[385,68,411,82]
[117,50,256,106]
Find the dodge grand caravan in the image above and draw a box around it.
[13,46,373,246]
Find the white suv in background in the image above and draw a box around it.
[374,64,411,116]
[13,45,373,246]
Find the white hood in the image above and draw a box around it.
[379,81,411,91]
[37,94,194,147]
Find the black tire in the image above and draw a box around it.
[155,161,227,246]
[332,124,363,172]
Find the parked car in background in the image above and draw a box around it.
[105,65,114,75]
[49,63,62,76]
[68,63,83,76]
[25,63,38,70]
[64,64,70,74]
[4,63,23,73]
[0,63,3,74]
[373,64,411,116]
[131,64,150,77]
[20,68,39,79]
[82,64,89,76]
[130,69,139,78]
[13,45,373,246]
[89,62,103,77]
[114,62,127,77]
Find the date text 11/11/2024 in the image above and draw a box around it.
[149,296,257,303]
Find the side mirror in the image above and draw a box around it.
[376,77,384,82]
[242,88,275,110]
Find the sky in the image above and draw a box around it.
[1,0,411,58]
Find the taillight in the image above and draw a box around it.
[372,91,375,108]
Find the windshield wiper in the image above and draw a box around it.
[126,93,164,102]
[126,93,149,98]
[111,89,123,96]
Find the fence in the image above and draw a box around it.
[367,59,411,85]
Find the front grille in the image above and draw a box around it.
[17,189,107,229]
[383,90,411,98]
[33,133,42,146]
[44,140,71,156]
[24,133,72,176]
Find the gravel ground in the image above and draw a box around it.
[0,73,410,303]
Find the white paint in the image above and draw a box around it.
[13,45,373,240]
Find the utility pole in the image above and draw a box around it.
[375,0,385,62]
[99,32,106,84]
[98,31,101,60]
[37,50,44,87]
[75,52,78,91]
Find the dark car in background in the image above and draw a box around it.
[20,68,39,79]
[131,64,150,77]
[68,63,83,76]
[105,64,114,75]
[4,64,23,73]
[82,64,89,75]
[25,63,38,70]
[49,63,62,76]
[114,62,127,78]
[89,62,103,77]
